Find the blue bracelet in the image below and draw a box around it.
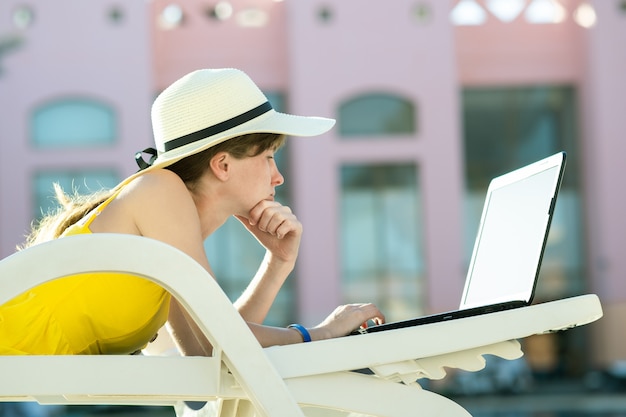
[288,323,311,342]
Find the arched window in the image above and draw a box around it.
[31,98,116,148]
[338,93,416,138]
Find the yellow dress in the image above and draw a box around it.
[0,186,171,355]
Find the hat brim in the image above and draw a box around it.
[121,109,335,187]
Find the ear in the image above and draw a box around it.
[209,152,230,181]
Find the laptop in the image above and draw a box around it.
[352,151,567,335]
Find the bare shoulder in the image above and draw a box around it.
[122,169,189,200]
[123,170,207,257]
[91,169,193,234]
[92,169,210,270]
[121,169,199,228]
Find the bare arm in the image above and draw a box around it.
[169,297,385,350]
[167,297,212,356]
[232,200,302,324]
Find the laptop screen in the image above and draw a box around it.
[460,155,565,310]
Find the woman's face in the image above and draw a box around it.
[229,148,284,214]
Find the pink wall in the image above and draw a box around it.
[579,0,626,366]
[285,1,464,323]
[580,0,626,302]
[456,0,587,85]
[151,0,288,91]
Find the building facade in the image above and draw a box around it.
[0,0,625,377]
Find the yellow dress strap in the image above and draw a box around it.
[76,176,135,230]
[81,187,123,228]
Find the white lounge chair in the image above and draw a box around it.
[0,234,603,416]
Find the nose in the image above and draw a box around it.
[271,161,284,187]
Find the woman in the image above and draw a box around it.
[0,68,385,355]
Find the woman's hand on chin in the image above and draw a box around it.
[235,200,302,264]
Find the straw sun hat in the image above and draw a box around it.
[134,68,335,174]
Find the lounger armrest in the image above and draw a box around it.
[265,294,603,379]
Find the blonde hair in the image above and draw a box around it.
[20,184,112,249]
